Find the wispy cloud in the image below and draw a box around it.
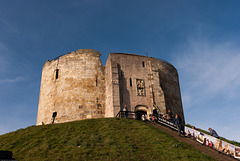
[0,42,25,84]
[0,77,25,84]
[172,37,240,141]
[174,39,240,109]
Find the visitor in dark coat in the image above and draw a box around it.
[173,114,181,136]
[208,128,219,139]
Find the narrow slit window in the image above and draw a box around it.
[96,76,98,86]
[130,78,132,87]
[55,69,59,79]
[142,61,145,67]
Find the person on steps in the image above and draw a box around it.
[173,114,181,136]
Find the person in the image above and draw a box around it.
[123,104,128,118]
[206,139,209,146]
[167,110,173,120]
[192,126,197,140]
[149,114,153,121]
[208,128,219,139]
[173,114,181,136]
[187,130,192,138]
[141,114,146,122]
[156,107,160,118]
[152,115,155,122]
[209,141,213,148]
[153,106,160,118]
[163,110,173,121]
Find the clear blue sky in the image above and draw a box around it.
[0,0,239,142]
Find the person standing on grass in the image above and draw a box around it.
[208,128,219,139]
[173,114,181,136]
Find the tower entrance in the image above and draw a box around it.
[136,111,147,120]
[135,105,149,120]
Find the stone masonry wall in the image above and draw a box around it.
[37,49,184,125]
[37,49,105,125]
[106,53,184,122]
[104,57,114,117]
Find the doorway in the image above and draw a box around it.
[136,111,147,120]
[135,105,149,120]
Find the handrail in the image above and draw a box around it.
[153,104,161,114]
[116,111,136,118]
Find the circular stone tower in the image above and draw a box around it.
[36,49,105,125]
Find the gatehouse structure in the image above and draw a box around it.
[36,49,184,125]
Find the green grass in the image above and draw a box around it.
[0,118,215,161]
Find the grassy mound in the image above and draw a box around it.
[0,118,214,161]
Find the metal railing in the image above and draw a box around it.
[116,111,136,119]
[115,110,184,134]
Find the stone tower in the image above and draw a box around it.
[37,49,184,125]
[104,53,184,122]
[37,49,105,125]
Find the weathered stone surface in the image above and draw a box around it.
[37,49,184,125]
[37,49,105,125]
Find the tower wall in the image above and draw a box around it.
[37,49,184,125]
[105,53,184,122]
[36,49,105,125]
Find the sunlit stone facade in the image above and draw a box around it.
[37,49,184,125]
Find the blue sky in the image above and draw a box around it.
[0,0,239,142]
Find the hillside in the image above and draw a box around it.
[0,118,215,161]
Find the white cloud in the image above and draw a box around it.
[174,40,240,108]
[172,38,240,142]
[0,77,24,84]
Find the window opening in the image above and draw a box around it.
[130,78,132,87]
[55,69,59,79]
[96,76,98,86]
[136,79,145,96]
[142,61,145,67]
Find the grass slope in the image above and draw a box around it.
[0,118,215,161]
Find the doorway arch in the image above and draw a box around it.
[135,105,149,120]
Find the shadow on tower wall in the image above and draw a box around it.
[117,64,131,113]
